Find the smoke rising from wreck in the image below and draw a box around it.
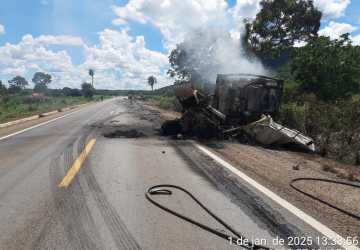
[178,27,266,84]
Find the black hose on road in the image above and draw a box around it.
[145,184,272,250]
[290,178,360,220]
[145,179,359,249]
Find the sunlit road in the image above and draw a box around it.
[0,98,345,250]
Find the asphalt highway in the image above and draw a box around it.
[0,97,352,250]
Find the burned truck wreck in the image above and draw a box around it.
[162,74,315,152]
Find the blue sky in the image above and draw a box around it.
[0,0,359,89]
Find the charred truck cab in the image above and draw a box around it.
[213,74,283,125]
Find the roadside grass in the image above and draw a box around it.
[0,95,91,123]
[149,95,182,112]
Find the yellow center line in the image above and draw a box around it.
[58,139,97,188]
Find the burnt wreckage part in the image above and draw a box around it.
[161,74,315,152]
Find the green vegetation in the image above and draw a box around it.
[277,34,360,132]
[273,23,360,165]
[290,34,360,101]
[8,76,29,94]
[0,69,104,123]
[32,72,52,94]
[151,95,181,111]
[0,95,89,123]
[243,0,321,60]
[81,82,95,98]
[278,95,360,135]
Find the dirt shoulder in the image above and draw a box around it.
[146,102,360,241]
[214,143,360,240]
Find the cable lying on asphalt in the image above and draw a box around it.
[145,184,272,250]
[290,178,360,220]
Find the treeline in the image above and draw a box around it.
[0,72,96,98]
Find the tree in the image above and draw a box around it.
[62,87,82,97]
[244,0,321,61]
[0,80,7,96]
[167,29,225,85]
[147,76,157,91]
[81,82,94,98]
[8,76,28,93]
[70,88,82,97]
[32,72,52,93]
[168,46,191,83]
[62,87,73,96]
[291,34,360,101]
[89,69,95,87]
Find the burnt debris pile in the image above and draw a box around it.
[162,74,316,152]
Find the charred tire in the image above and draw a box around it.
[161,119,182,135]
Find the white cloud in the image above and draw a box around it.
[314,0,351,19]
[230,0,261,21]
[351,34,360,45]
[35,35,84,46]
[0,31,171,89]
[82,29,171,89]
[0,24,5,35]
[229,0,352,20]
[112,0,229,48]
[0,35,77,83]
[319,21,357,39]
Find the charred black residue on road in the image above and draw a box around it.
[104,129,146,139]
[100,101,163,139]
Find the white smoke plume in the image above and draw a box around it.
[113,0,267,86]
[175,27,266,84]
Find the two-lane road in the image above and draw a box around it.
[0,98,354,249]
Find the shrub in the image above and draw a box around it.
[291,35,360,101]
[278,103,307,132]
[157,96,181,112]
[279,98,360,137]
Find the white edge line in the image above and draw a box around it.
[0,108,84,141]
[193,142,359,250]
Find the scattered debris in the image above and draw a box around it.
[243,115,315,152]
[161,74,316,152]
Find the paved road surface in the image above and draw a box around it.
[0,98,347,249]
